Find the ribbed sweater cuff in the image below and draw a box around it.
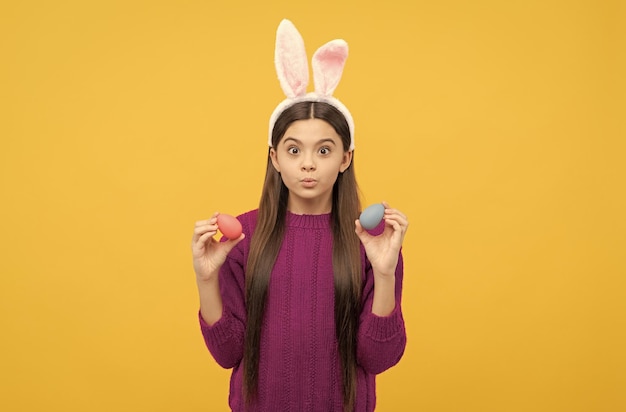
[362,303,405,342]
[198,310,234,346]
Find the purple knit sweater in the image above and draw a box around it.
[199,210,406,411]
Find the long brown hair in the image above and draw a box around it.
[244,101,362,411]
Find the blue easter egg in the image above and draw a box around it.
[359,203,385,230]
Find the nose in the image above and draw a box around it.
[301,153,316,172]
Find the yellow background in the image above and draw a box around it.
[1,0,624,411]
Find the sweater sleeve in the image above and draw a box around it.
[198,241,247,369]
[356,250,407,374]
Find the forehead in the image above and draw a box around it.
[281,118,341,145]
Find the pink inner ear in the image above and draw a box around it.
[277,56,307,97]
[313,40,348,96]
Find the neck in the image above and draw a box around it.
[287,194,332,215]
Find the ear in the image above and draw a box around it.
[339,150,353,173]
[275,19,309,98]
[269,147,281,173]
[312,39,348,97]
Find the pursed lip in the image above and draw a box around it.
[300,178,318,187]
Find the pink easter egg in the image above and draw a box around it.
[216,214,243,239]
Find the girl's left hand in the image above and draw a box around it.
[355,202,409,278]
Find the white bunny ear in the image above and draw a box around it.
[312,39,348,97]
[275,19,309,98]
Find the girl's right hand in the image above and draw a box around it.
[191,212,245,282]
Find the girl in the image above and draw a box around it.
[191,20,408,412]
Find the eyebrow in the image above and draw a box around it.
[282,137,337,146]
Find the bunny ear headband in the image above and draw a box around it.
[269,19,355,150]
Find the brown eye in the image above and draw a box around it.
[288,147,299,155]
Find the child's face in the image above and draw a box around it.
[270,118,352,214]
